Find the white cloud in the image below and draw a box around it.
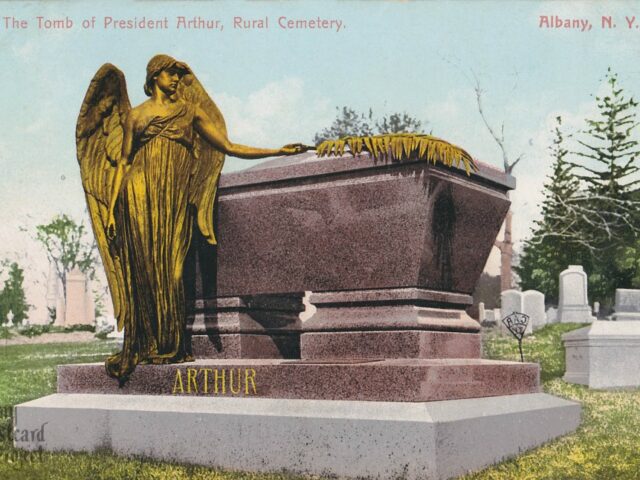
[213,77,332,171]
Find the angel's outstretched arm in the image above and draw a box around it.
[193,106,308,159]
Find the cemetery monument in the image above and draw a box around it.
[564,288,640,389]
[13,55,581,480]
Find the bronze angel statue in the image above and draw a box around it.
[76,54,309,384]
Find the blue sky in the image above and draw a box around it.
[1,0,639,319]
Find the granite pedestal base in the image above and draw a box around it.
[188,295,303,359]
[191,333,300,359]
[300,288,481,362]
[57,358,539,402]
[14,393,580,480]
[303,288,479,332]
[563,321,640,388]
[301,330,481,360]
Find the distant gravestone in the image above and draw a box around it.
[523,290,546,330]
[64,268,94,326]
[500,290,532,335]
[612,289,640,321]
[501,289,522,317]
[480,303,497,327]
[546,307,558,324]
[478,302,486,323]
[557,265,595,323]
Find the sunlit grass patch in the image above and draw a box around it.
[2,325,640,479]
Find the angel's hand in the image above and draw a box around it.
[107,212,116,240]
[279,143,313,156]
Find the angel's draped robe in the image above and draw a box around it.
[106,102,196,379]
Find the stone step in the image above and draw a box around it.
[14,392,580,480]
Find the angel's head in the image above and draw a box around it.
[144,54,190,97]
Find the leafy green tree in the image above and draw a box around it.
[516,117,589,303]
[35,214,99,301]
[374,112,423,135]
[0,261,30,325]
[314,106,423,144]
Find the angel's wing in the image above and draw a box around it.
[76,64,131,329]
[177,71,227,245]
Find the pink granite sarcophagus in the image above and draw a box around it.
[185,151,512,362]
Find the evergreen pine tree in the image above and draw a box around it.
[573,69,640,305]
[516,117,588,303]
[0,262,30,325]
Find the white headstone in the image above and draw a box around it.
[557,265,595,323]
[64,268,94,326]
[612,289,640,321]
[501,290,522,318]
[501,290,532,335]
[478,302,486,322]
[523,290,546,331]
[546,307,558,324]
[485,310,495,323]
[593,302,600,317]
[493,308,501,323]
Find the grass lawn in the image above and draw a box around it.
[1,325,639,479]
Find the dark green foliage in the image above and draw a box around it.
[374,112,422,135]
[18,324,51,338]
[516,117,591,304]
[313,106,423,144]
[9,324,97,339]
[56,324,96,333]
[94,330,111,340]
[0,261,30,325]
